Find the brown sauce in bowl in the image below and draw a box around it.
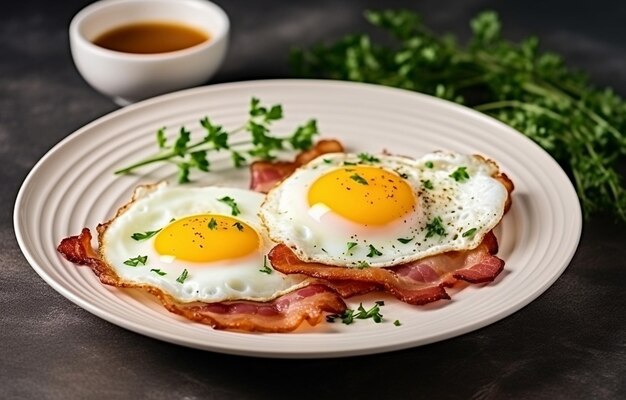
[93,21,209,54]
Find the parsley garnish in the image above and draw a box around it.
[422,179,434,189]
[346,242,358,252]
[150,269,167,276]
[397,237,414,244]
[323,158,333,164]
[131,229,161,241]
[350,173,368,185]
[208,217,218,230]
[356,261,370,269]
[326,302,384,324]
[366,244,382,257]
[462,227,478,238]
[259,256,272,274]
[343,161,357,166]
[293,9,626,222]
[450,166,470,182]
[425,161,434,169]
[425,216,447,238]
[123,255,147,267]
[218,196,241,216]
[357,152,380,163]
[176,269,189,284]
[114,98,319,183]
[394,320,402,326]
[233,222,244,231]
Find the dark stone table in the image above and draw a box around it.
[2,0,624,398]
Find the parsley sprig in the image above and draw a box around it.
[292,9,626,222]
[114,98,319,183]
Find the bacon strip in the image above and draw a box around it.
[268,232,504,306]
[57,229,346,332]
[165,284,346,332]
[250,139,344,193]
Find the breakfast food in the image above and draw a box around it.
[260,151,514,305]
[57,183,347,332]
[57,141,514,332]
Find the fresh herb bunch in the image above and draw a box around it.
[291,10,626,221]
[115,98,319,183]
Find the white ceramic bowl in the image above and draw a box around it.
[70,0,229,105]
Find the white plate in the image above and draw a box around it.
[14,80,581,358]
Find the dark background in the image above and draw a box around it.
[2,0,625,398]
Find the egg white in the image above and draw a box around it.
[100,183,310,303]
[260,152,509,268]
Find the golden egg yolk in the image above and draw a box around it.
[307,166,416,226]
[153,214,259,263]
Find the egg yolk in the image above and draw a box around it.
[153,214,259,263]
[307,166,416,226]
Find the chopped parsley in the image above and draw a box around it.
[346,242,358,252]
[462,227,478,238]
[394,320,402,326]
[176,268,189,284]
[208,217,218,230]
[366,244,383,257]
[150,268,167,276]
[397,237,414,244]
[356,261,370,269]
[131,229,161,241]
[123,255,148,267]
[350,173,368,185]
[450,166,470,182]
[323,158,333,164]
[259,256,272,274]
[425,161,434,168]
[357,152,380,163]
[326,302,384,324]
[425,216,447,238]
[343,161,357,166]
[422,179,434,190]
[232,222,244,231]
[218,196,241,216]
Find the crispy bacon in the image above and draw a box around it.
[57,229,346,332]
[250,139,344,193]
[268,232,504,306]
[165,284,346,332]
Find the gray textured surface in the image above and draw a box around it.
[2,0,626,398]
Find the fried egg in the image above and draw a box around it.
[260,152,509,268]
[100,183,310,303]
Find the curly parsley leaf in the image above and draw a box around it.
[259,256,272,274]
[218,196,241,216]
[358,152,380,163]
[176,269,189,284]
[150,269,167,276]
[366,244,383,257]
[450,167,470,182]
[131,229,161,241]
[425,216,447,238]
[350,173,369,185]
[124,255,148,267]
[462,227,478,238]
